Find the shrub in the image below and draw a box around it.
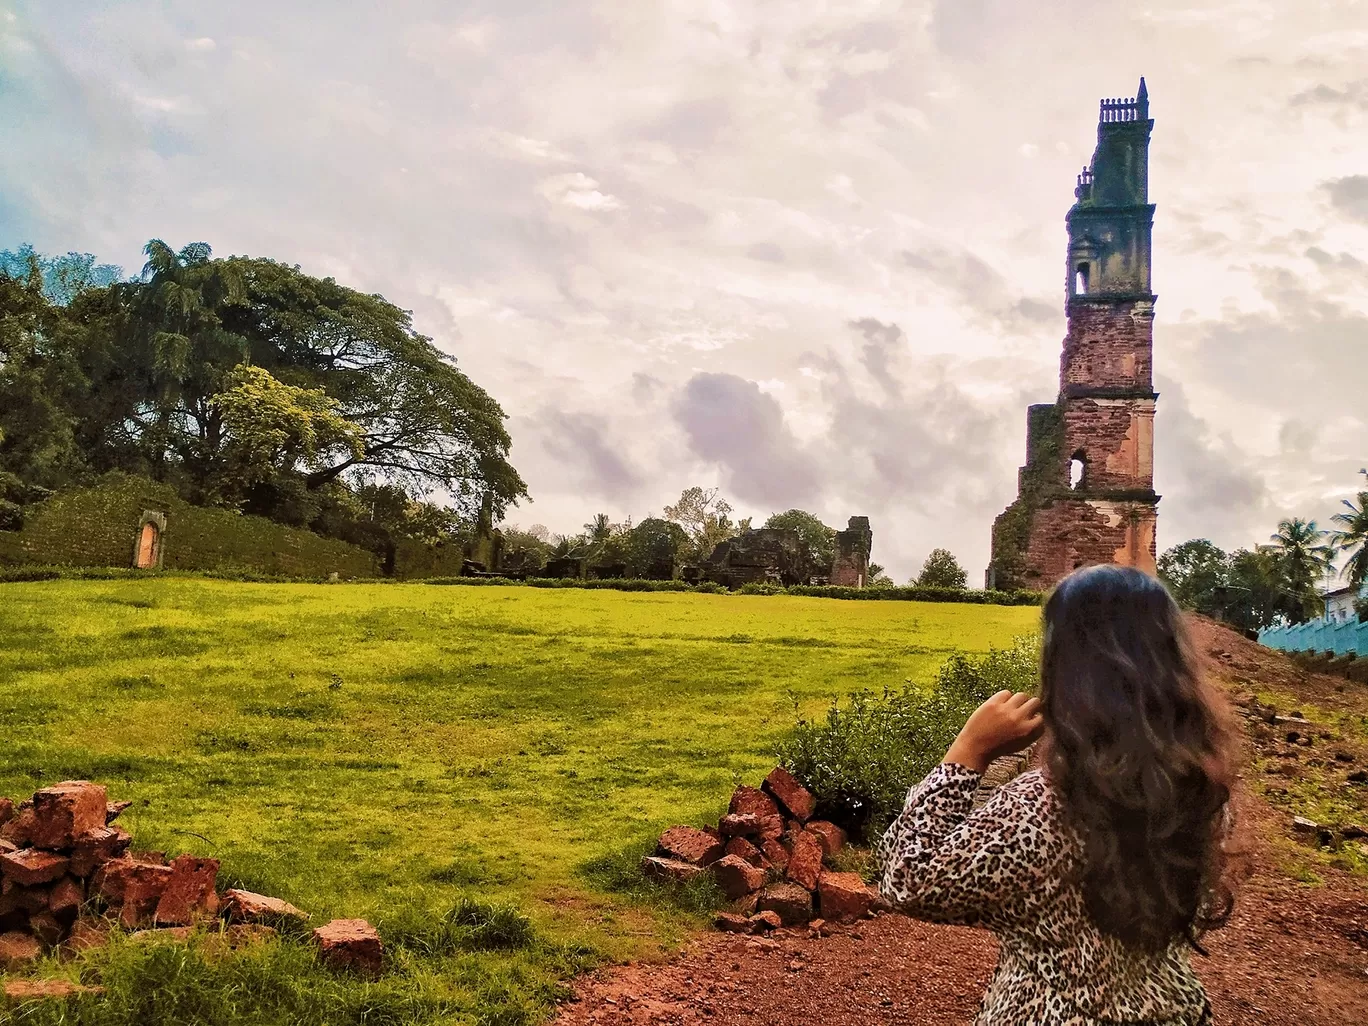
[777,634,1040,841]
[738,581,786,595]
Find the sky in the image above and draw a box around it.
[2,0,1366,582]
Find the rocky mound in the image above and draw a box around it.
[0,780,379,977]
[644,767,882,936]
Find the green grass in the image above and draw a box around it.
[0,579,1036,1024]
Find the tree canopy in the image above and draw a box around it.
[764,509,836,577]
[915,548,968,589]
[0,240,526,545]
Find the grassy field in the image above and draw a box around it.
[0,579,1037,1024]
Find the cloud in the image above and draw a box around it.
[1154,375,1272,548]
[631,372,661,403]
[671,373,819,508]
[1323,175,1368,222]
[901,245,1058,335]
[848,317,904,393]
[536,410,644,498]
[745,241,784,263]
[537,173,622,212]
[1290,79,1368,109]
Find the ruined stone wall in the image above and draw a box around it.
[1060,397,1156,493]
[1058,301,1154,395]
[830,517,872,588]
[1017,498,1157,589]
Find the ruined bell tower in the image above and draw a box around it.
[987,79,1159,592]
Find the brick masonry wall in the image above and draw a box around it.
[1058,299,1154,394]
[1020,498,1157,588]
[0,474,379,578]
[1060,397,1155,492]
[830,519,872,588]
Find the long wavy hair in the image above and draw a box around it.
[1041,564,1235,953]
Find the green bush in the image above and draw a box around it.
[737,581,786,595]
[777,634,1040,840]
[787,583,1041,605]
[419,575,1041,605]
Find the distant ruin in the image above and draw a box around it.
[700,516,873,589]
[830,517,872,588]
[987,79,1160,592]
[702,528,809,588]
[461,492,505,576]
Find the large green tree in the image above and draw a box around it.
[209,365,364,502]
[915,548,968,589]
[1157,539,1230,617]
[764,509,836,577]
[664,486,736,563]
[0,264,89,501]
[1,240,527,526]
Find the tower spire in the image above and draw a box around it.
[1137,76,1149,117]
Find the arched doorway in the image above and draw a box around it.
[132,511,167,569]
[135,523,159,568]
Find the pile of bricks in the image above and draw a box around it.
[0,780,382,976]
[642,767,883,935]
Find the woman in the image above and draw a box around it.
[878,564,1236,1025]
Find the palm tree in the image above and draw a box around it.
[132,240,248,490]
[1268,518,1336,623]
[584,513,612,546]
[1331,471,1368,589]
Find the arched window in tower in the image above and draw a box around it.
[1069,450,1087,490]
[1074,263,1090,295]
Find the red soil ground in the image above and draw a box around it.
[556,618,1368,1026]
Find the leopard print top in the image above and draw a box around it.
[877,763,1213,1026]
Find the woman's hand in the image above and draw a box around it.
[943,691,1044,774]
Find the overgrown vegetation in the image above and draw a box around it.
[778,634,1041,839]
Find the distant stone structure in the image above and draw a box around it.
[829,517,872,588]
[461,492,504,575]
[701,516,875,589]
[544,556,587,580]
[703,528,807,588]
[988,79,1160,592]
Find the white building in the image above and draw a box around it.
[1323,583,1367,624]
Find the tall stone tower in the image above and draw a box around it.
[987,79,1159,592]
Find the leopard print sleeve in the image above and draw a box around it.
[877,763,1057,930]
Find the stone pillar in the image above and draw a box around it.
[830,517,872,588]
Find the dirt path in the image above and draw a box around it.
[556,620,1368,1026]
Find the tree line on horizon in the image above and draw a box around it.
[1158,471,1368,632]
[497,485,971,588]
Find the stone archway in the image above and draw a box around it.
[132,511,167,570]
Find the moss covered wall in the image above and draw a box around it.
[0,474,379,578]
